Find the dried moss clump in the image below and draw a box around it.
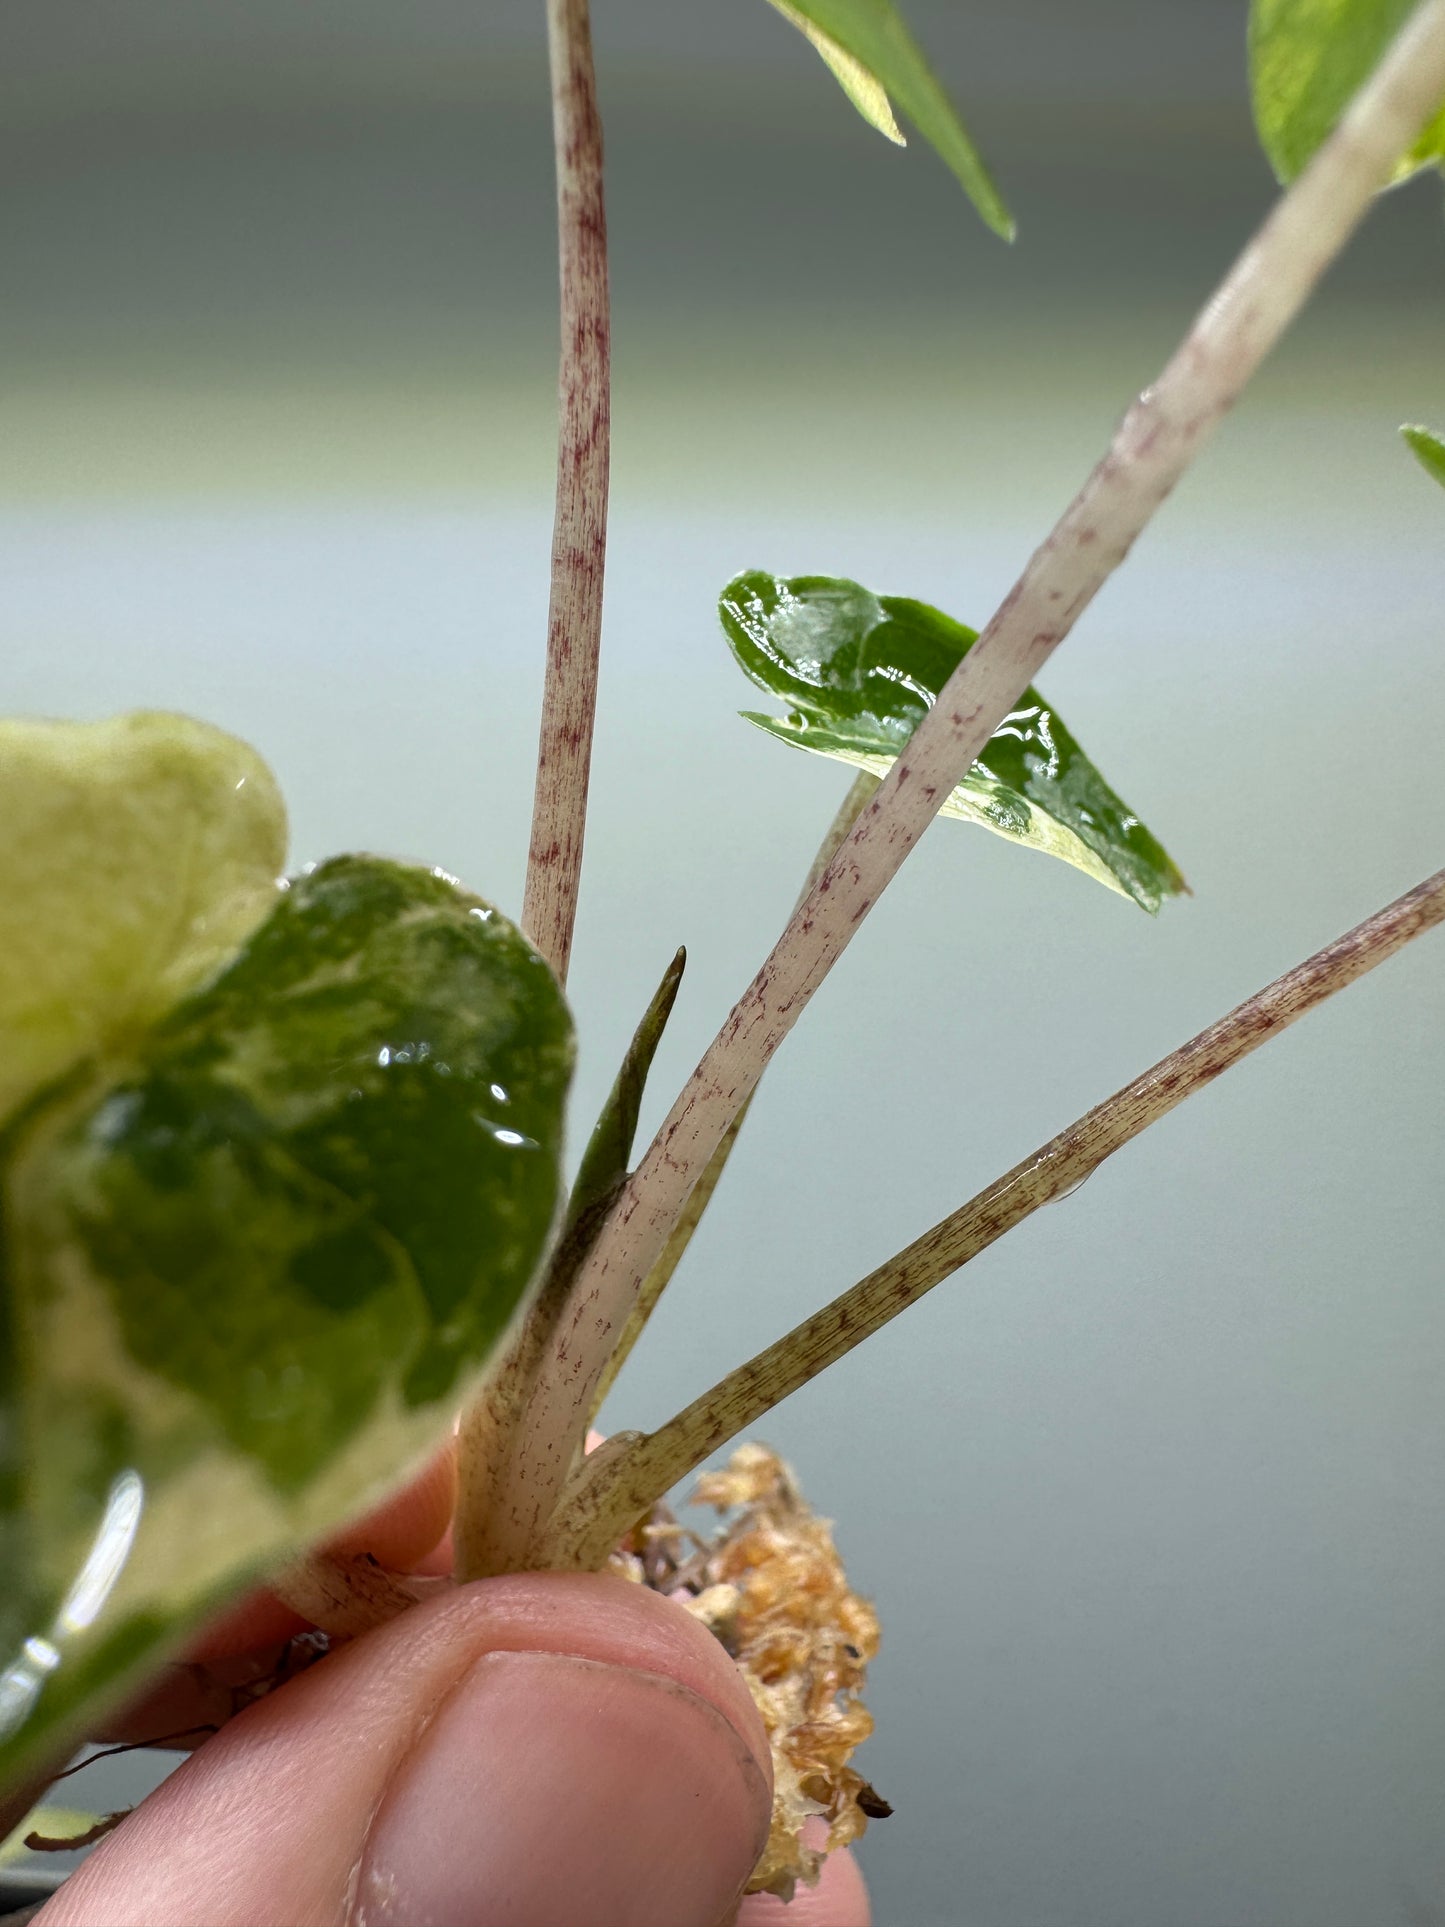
[619,1442,886,1901]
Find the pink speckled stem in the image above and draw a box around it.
[521,0,610,987]
[454,0,609,1580]
[545,867,1445,1566]
[493,0,1445,1570]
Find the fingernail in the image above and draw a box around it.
[351,1650,772,1927]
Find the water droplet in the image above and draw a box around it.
[473,1115,537,1151]
[1051,1168,1097,1205]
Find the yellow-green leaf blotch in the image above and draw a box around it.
[0,712,286,1129]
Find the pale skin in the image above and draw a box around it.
[31,1454,871,1927]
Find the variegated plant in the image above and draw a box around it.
[1,4,1443,1900]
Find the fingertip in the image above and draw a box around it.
[325,1441,456,1569]
[46,1572,774,1927]
[356,1648,770,1926]
[735,1846,871,1927]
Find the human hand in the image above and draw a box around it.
[32,1461,871,1927]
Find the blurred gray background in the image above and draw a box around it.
[2,4,1443,1923]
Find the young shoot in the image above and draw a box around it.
[480,0,1445,1571]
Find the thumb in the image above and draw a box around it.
[38,1573,773,1927]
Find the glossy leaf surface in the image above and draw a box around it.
[0,713,286,1129]
[721,572,1186,912]
[761,0,1013,237]
[1249,0,1445,183]
[1402,422,1445,487]
[0,855,573,1783]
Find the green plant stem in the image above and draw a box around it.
[521,0,611,986]
[538,865,1445,1569]
[494,0,1445,1566]
[587,772,880,1421]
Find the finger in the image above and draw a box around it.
[183,1443,458,1664]
[736,1834,871,1927]
[39,1573,773,1927]
[325,1438,456,1568]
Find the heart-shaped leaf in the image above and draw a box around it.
[761,0,1013,238]
[0,852,573,1784]
[1402,422,1445,487]
[1249,0,1445,184]
[721,572,1186,912]
[0,713,287,1129]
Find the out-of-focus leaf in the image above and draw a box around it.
[766,1,904,143]
[721,572,1186,912]
[0,713,286,1129]
[1402,422,1445,486]
[1249,0,1445,184]
[760,0,1013,237]
[0,853,573,1786]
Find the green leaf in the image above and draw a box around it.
[720,572,1187,913]
[0,713,287,1130]
[761,0,1014,238]
[0,854,574,1784]
[568,948,687,1240]
[1402,422,1445,487]
[538,948,687,1321]
[1249,0,1445,184]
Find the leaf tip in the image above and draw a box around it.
[1401,421,1445,487]
[966,174,1016,241]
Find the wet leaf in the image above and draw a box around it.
[0,713,286,1129]
[721,572,1186,912]
[1402,422,1445,487]
[0,855,573,1785]
[761,0,1013,237]
[1249,0,1445,184]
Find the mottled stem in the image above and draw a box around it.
[521,0,611,985]
[450,0,609,1574]
[467,778,879,1576]
[542,867,1445,1567]
[269,1550,419,1639]
[587,772,880,1422]
[500,0,1445,1563]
